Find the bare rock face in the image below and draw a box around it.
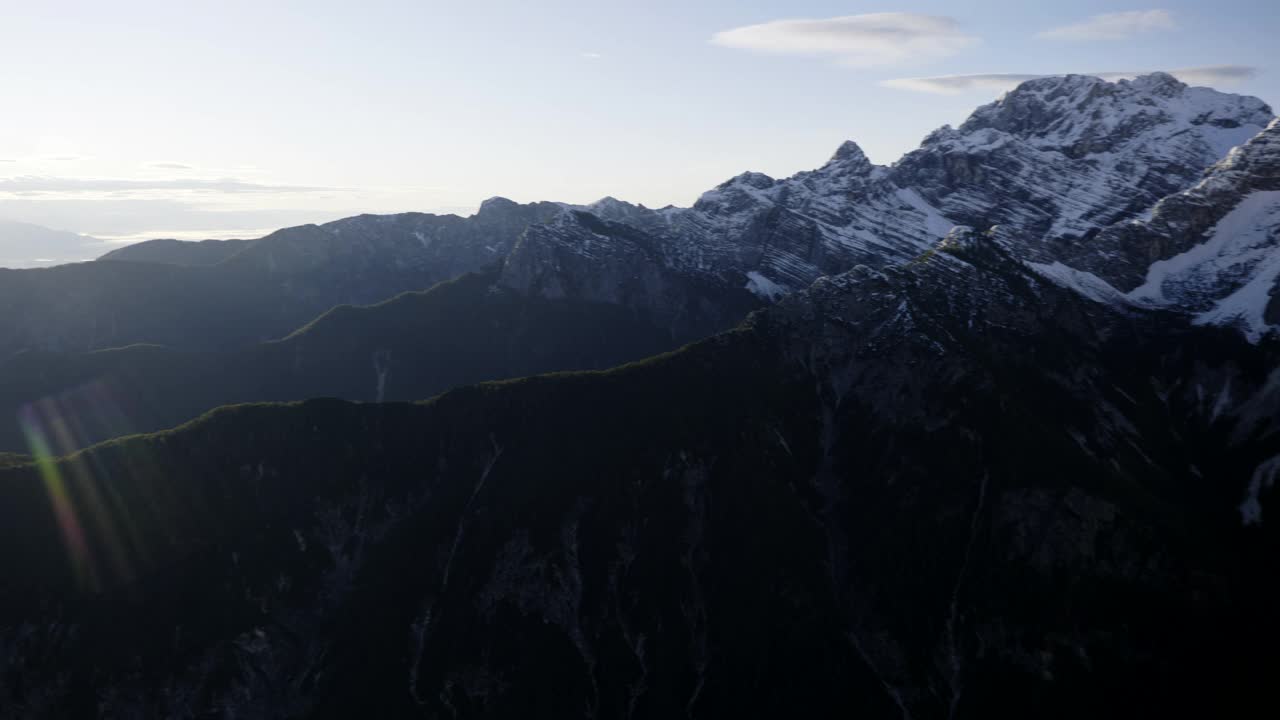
[498,210,763,342]
[506,139,952,301]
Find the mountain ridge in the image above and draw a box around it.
[498,73,1277,342]
[0,72,1266,361]
[2,73,1277,462]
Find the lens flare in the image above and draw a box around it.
[19,405,97,589]
[16,377,157,590]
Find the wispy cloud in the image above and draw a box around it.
[1163,65,1260,86]
[581,52,602,60]
[711,13,979,68]
[883,73,1044,95]
[1038,10,1174,41]
[0,176,337,195]
[146,161,195,170]
[882,65,1259,95]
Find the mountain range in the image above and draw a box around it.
[0,73,1278,717]
[0,220,104,269]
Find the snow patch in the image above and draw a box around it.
[895,187,956,238]
[1195,257,1280,343]
[1028,261,1127,304]
[1131,191,1280,305]
[745,271,788,301]
[1124,190,1280,342]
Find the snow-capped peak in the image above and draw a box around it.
[1126,70,1185,94]
[956,72,1271,158]
[889,73,1274,248]
[828,140,871,166]
[497,74,1278,344]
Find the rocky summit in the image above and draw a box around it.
[500,73,1277,343]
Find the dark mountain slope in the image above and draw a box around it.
[97,237,253,266]
[0,260,298,355]
[1,233,1276,718]
[0,269,756,454]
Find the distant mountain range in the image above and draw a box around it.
[0,219,104,268]
[1,73,1279,717]
[5,73,1271,359]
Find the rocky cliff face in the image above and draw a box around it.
[496,142,944,311]
[498,210,764,342]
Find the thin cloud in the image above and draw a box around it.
[1038,10,1175,41]
[581,52,602,59]
[1161,65,1259,85]
[711,13,979,68]
[883,73,1044,94]
[882,65,1259,95]
[147,161,195,170]
[0,176,337,195]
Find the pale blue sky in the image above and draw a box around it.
[0,0,1276,242]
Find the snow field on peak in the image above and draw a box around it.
[1127,191,1280,341]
